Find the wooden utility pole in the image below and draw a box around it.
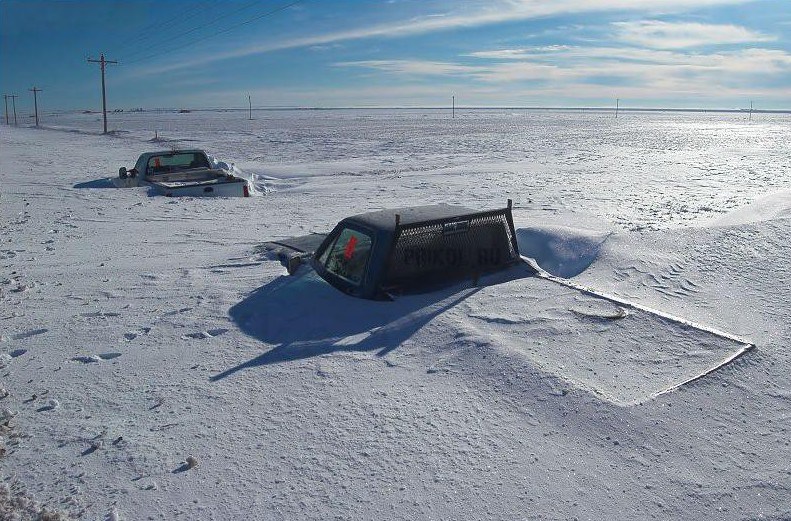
[29,87,42,127]
[2,95,8,125]
[615,98,619,118]
[87,53,118,134]
[749,100,753,121]
[452,95,455,119]
[248,93,252,120]
[9,94,18,125]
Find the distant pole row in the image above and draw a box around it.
[2,94,19,125]
[3,90,41,126]
[6,52,119,133]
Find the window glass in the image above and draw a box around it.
[322,228,372,285]
[147,153,205,174]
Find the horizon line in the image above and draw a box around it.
[42,106,791,115]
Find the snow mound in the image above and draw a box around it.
[713,190,791,226]
[207,155,271,195]
[516,225,611,278]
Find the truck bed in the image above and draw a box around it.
[147,168,249,197]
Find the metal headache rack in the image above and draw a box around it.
[383,202,520,291]
[310,200,521,299]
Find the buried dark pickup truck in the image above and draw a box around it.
[260,200,756,402]
[263,201,521,299]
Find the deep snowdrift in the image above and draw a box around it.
[515,225,611,277]
[2,112,790,520]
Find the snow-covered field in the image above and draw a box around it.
[1,110,790,520]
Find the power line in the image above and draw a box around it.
[111,1,220,57]
[120,0,275,63]
[124,0,305,66]
[87,54,118,134]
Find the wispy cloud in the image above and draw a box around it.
[128,0,758,76]
[467,45,791,71]
[338,46,791,99]
[192,73,790,109]
[337,59,560,82]
[613,20,775,48]
[333,60,487,77]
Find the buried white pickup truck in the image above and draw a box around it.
[115,149,251,197]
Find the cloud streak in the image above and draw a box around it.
[613,20,775,48]
[337,45,791,99]
[129,0,759,76]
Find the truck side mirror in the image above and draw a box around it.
[119,167,128,179]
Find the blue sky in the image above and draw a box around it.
[1,0,789,110]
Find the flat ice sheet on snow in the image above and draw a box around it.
[460,274,749,405]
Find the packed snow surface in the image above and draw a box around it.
[1,110,790,520]
[712,189,791,226]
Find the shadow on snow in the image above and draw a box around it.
[213,267,527,381]
[73,178,116,189]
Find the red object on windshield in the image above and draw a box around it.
[343,235,358,260]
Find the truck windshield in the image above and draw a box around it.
[318,228,373,285]
[147,153,210,175]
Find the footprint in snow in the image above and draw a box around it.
[182,328,229,340]
[72,355,102,364]
[163,307,193,317]
[10,283,32,293]
[36,399,60,412]
[11,328,48,340]
[80,312,120,319]
[72,353,122,364]
[124,327,151,340]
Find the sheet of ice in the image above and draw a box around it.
[457,273,749,405]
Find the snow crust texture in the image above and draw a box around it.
[1,110,790,520]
